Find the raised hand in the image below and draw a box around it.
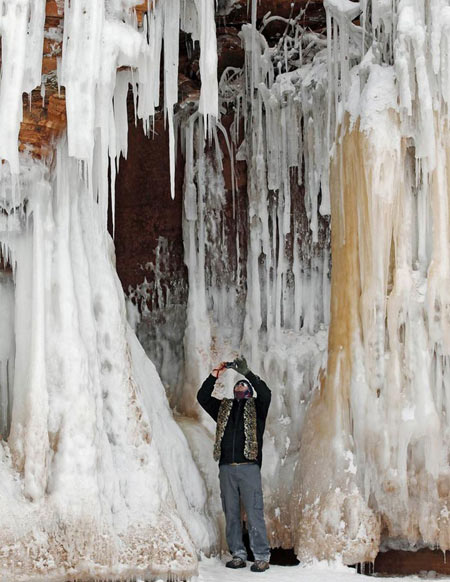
[231,356,249,376]
[212,362,227,378]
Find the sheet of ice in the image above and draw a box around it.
[176,29,330,543]
[127,326,218,551]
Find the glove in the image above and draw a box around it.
[232,356,249,376]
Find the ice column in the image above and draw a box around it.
[181,115,240,417]
[0,147,216,580]
[294,0,450,562]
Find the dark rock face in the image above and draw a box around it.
[369,549,450,576]
[215,1,326,70]
[113,112,188,399]
[218,0,325,28]
[114,115,186,295]
[217,27,245,74]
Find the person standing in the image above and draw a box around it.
[197,356,271,573]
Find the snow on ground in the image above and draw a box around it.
[190,556,450,582]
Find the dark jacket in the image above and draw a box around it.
[197,371,271,467]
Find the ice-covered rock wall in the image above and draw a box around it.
[0,0,219,579]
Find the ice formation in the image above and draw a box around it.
[0,0,218,579]
[0,269,14,438]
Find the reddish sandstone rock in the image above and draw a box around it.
[19,91,66,161]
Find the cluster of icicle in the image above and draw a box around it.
[0,0,219,580]
[0,0,218,205]
[174,0,332,552]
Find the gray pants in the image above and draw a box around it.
[219,463,271,562]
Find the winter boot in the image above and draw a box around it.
[226,557,247,569]
[250,560,270,573]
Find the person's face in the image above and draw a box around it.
[234,382,250,399]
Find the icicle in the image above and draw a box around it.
[0,0,33,172]
[137,3,163,121]
[61,0,103,165]
[23,0,46,93]
[0,271,15,440]
[181,115,215,415]
[196,0,219,130]
[163,0,180,200]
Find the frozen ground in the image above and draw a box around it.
[190,556,450,582]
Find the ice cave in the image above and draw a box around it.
[2,0,450,580]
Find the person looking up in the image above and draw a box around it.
[197,356,271,573]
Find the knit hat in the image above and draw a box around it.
[233,379,253,400]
